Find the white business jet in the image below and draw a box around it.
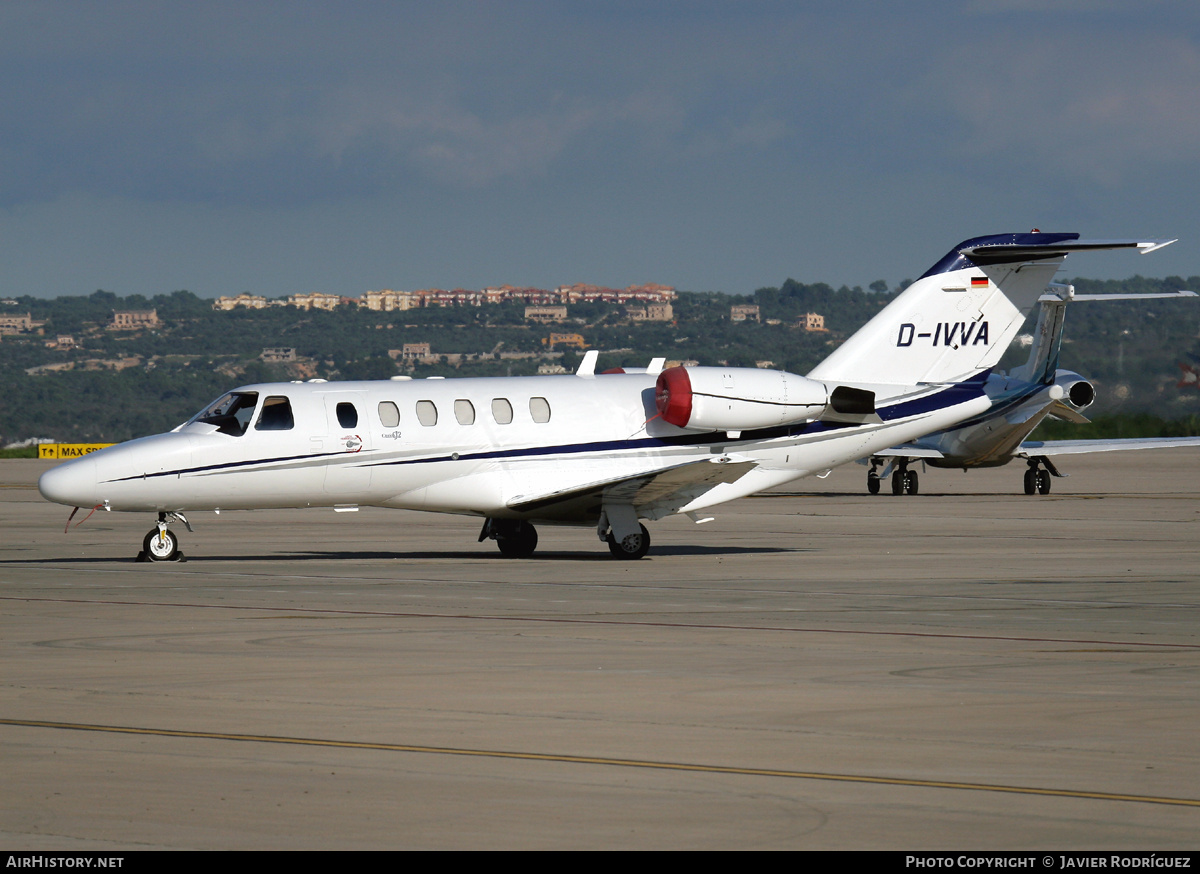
[860,282,1200,496]
[38,232,1174,561]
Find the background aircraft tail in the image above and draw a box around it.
[1010,287,1071,386]
[1011,281,1198,387]
[807,233,1173,389]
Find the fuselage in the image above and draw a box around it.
[910,369,1094,469]
[38,370,991,524]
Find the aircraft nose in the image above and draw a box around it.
[38,457,99,507]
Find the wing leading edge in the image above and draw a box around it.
[1019,436,1200,457]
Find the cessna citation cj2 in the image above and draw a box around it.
[39,232,1174,561]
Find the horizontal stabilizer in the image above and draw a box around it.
[1044,399,1091,425]
[1040,290,1197,302]
[960,238,1176,262]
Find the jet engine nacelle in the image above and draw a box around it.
[655,365,834,431]
[1023,370,1095,412]
[1055,370,1096,411]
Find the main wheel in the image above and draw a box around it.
[142,528,179,562]
[1023,469,1036,495]
[496,521,538,558]
[867,472,880,495]
[891,471,904,495]
[607,524,651,560]
[1037,468,1052,495]
[905,470,919,495]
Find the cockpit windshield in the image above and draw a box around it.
[188,392,260,436]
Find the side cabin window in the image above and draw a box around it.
[192,391,259,437]
[529,397,551,424]
[255,396,295,431]
[416,400,438,427]
[454,399,475,425]
[378,401,400,428]
[336,402,358,429]
[491,398,514,425]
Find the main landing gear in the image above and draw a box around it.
[599,504,651,560]
[606,524,651,560]
[868,458,918,496]
[479,507,653,560]
[1023,457,1055,495]
[136,511,191,562]
[479,519,539,558]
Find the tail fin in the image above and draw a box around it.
[808,233,1173,388]
[1011,285,1072,386]
[1011,281,1198,386]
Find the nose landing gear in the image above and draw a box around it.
[137,512,191,562]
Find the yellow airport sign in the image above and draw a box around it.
[38,444,114,459]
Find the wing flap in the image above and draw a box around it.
[870,444,946,460]
[506,458,757,518]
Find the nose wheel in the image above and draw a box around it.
[137,512,190,562]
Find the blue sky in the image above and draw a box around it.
[2,1,1198,299]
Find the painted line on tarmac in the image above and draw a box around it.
[3,717,1199,809]
[3,594,1199,649]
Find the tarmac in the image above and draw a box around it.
[1,452,1198,850]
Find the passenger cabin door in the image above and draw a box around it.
[312,392,373,493]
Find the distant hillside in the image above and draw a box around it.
[3,276,1199,443]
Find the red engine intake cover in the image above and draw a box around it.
[655,367,693,428]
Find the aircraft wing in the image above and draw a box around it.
[1019,436,1200,457]
[506,458,758,520]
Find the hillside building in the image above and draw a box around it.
[109,310,158,330]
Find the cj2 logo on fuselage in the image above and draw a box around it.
[896,321,989,348]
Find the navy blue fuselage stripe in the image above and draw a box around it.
[940,380,1046,432]
[103,449,357,484]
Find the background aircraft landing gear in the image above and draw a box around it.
[480,519,538,558]
[867,459,881,494]
[136,512,189,562]
[1023,460,1052,495]
[890,460,918,496]
[607,524,651,560]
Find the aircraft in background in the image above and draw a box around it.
[38,232,1175,561]
[860,282,1200,495]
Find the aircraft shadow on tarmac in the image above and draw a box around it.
[1,544,803,565]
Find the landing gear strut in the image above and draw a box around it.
[137,511,190,562]
[479,518,539,558]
